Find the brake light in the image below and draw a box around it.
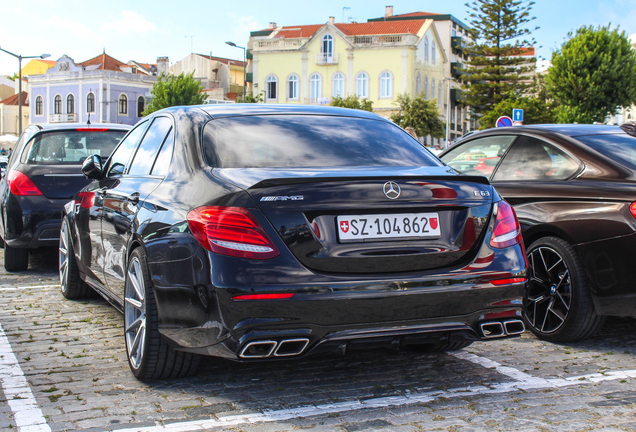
[7,171,43,196]
[187,206,280,259]
[233,293,294,300]
[75,191,95,209]
[490,200,522,248]
[76,128,108,131]
[630,202,636,220]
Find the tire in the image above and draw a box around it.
[523,236,605,342]
[408,340,473,353]
[59,218,93,299]
[124,248,200,380]
[4,244,28,272]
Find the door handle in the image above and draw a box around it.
[126,192,140,205]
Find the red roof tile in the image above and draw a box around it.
[0,91,28,106]
[273,20,427,39]
[80,52,127,72]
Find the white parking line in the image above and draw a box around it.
[0,323,51,432]
[0,284,59,292]
[113,352,636,432]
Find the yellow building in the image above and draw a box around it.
[21,59,56,76]
[247,16,447,118]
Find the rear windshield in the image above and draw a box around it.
[202,115,441,168]
[21,130,126,165]
[576,133,636,170]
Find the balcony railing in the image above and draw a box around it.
[49,113,78,123]
[245,72,253,83]
[451,36,466,52]
[315,53,338,65]
[450,88,465,103]
[255,39,304,50]
[451,62,463,78]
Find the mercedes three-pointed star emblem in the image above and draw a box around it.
[383,181,401,199]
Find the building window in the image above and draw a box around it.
[86,93,95,113]
[287,74,299,100]
[356,72,369,98]
[67,94,75,114]
[424,76,428,99]
[416,72,421,95]
[35,96,43,116]
[332,72,345,98]
[322,34,334,56]
[424,37,429,62]
[137,96,145,117]
[432,42,436,65]
[310,73,322,102]
[54,95,62,114]
[379,71,393,98]
[266,75,278,100]
[119,94,128,115]
[431,79,436,100]
[438,82,442,106]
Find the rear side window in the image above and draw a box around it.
[105,121,149,177]
[202,115,441,168]
[21,130,126,165]
[493,136,580,181]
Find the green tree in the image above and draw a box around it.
[237,92,264,103]
[329,94,373,111]
[143,72,206,116]
[390,93,445,138]
[462,0,538,115]
[480,95,558,129]
[546,25,636,124]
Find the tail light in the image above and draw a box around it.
[490,200,522,248]
[630,202,636,219]
[7,170,43,196]
[187,206,280,259]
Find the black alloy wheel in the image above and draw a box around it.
[59,218,93,299]
[523,237,605,342]
[124,248,200,380]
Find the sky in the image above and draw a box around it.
[0,0,635,76]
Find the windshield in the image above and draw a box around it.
[21,130,126,165]
[575,133,636,170]
[202,115,441,168]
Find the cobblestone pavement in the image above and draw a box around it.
[2,248,636,431]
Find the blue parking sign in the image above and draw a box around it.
[513,109,524,122]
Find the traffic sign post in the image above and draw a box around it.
[513,109,524,122]
[496,116,513,128]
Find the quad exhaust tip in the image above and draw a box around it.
[239,338,310,359]
[480,319,525,339]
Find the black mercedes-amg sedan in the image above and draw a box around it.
[62,105,527,380]
[439,123,636,343]
[0,123,130,271]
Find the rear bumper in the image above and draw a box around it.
[2,194,65,249]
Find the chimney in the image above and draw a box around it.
[157,56,169,76]
[329,16,335,24]
[269,22,277,29]
[385,6,394,17]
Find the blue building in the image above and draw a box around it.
[27,52,157,126]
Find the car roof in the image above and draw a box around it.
[158,103,389,121]
[467,124,623,138]
[32,122,132,132]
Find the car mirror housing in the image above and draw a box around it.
[81,154,104,180]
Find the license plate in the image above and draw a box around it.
[337,213,441,241]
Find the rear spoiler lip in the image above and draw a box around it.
[248,175,491,189]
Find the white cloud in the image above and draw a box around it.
[46,15,98,41]
[228,12,263,33]
[102,11,157,35]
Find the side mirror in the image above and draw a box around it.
[82,155,104,180]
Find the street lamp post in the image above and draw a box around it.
[225,41,246,102]
[0,47,50,135]
[443,77,454,150]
